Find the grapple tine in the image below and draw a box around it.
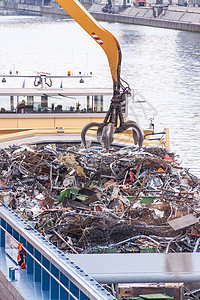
[127,121,144,147]
[81,122,100,147]
[123,121,140,145]
[81,90,144,149]
[118,120,144,147]
[102,123,115,149]
[97,125,103,144]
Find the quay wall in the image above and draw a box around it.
[90,11,200,32]
[0,1,200,32]
[89,4,200,32]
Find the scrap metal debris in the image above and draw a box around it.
[0,143,200,254]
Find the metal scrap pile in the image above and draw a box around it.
[0,143,200,254]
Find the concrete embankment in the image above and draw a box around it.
[0,1,200,32]
[89,4,200,32]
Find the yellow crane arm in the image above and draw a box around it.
[55,0,122,92]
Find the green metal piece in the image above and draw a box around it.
[121,294,173,300]
[139,246,157,253]
[139,196,155,204]
[38,218,53,232]
[58,187,88,203]
[127,196,155,204]
[139,294,173,299]
[58,187,80,203]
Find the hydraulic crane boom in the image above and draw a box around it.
[56,0,121,93]
[55,0,144,148]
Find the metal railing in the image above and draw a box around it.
[0,202,116,300]
[0,225,79,300]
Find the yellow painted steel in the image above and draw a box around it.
[165,127,170,150]
[0,128,81,141]
[18,118,54,128]
[0,118,18,129]
[0,114,104,130]
[55,0,121,88]
[54,117,104,128]
[0,127,169,149]
[0,115,169,149]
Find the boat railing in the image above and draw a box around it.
[0,225,80,300]
[0,202,116,300]
[0,108,109,114]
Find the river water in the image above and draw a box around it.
[0,12,199,177]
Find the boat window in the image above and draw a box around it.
[0,94,112,114]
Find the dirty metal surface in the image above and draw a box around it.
[67,252,200,284]
[0,142,199,257]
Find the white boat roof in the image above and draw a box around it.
[0,88,113,96]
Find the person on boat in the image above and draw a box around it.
[17,243,26,269]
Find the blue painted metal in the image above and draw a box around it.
[19,234,27,247]
[9,266,16,282]
[0,202,116,300]
[10,267,16,282]
[0,217,5,247]
[7,223,12,235]
[42,256,50,291]
[50,264,59,299]
[27,241,34,275]
[13,228,19,241]
[34,248,41,282]
[60,271,70,300]
[9,266,13,279]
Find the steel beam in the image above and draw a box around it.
[68,252,200,284]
